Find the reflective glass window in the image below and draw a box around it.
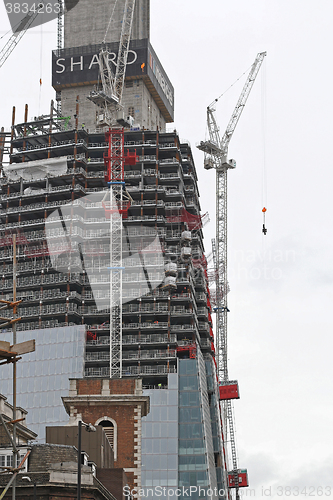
[159,392,168,405]
[168,391,178,405]
[34,377,42,392]
[167,439,177,454]
[179,423,203,439]
[168,373,178,389]
[179,359,197,375]
[160,455,168,470]
[179,407,202,423]
[167,422,177,438]
[160,424,168,438]
[179,376,198,391]
[160,439,168,453]
[168,405,177,421]
[41,376,48,392]
[143,422,152,438]
[152,406,161,421]
[167,454,177,470]
[143,438,152,454]
[152,423,160,438]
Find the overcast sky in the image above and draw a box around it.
[1,1,333,498]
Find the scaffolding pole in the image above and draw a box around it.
[0,233,35,499]
[12,234,17,500]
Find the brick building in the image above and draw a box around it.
[58,378,149,492]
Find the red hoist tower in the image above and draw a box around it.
[198,51,266,499]
[89,0,136,378]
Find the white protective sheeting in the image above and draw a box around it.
[3,156,68,181]
[45,191,165,310]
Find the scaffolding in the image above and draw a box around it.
[0,235,35,500]
[0,99,235,494]
[1,101,213,385]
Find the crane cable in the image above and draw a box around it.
[208,62,253,109]
[261,57,268,236]
[205,62,253,141]
[38,14,44,114]
[103,0,119,44]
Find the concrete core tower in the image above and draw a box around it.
[55,0,173,132]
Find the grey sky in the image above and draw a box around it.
[1,0,332,494]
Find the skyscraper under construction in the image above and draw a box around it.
[0,1,247,498]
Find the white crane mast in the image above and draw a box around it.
[109,176,124,379]
[89,0,136,125]
[107,0,135,380]
[88,0,136,378]
[198,51,266,499]
[0,2,44,69]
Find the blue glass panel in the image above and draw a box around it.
[152,422,160,438]
[168,373,178,388]
[167,422,177,438]
[179,376,198,391]
[151,406,161,421]
[160,439,167,453]
[167,438,177,454]
[0,326,85,441]
[168,391,178,405]
[179,359,197,375]
[179,424,203,439]
[167,405,177,421]
[153,438,160,453]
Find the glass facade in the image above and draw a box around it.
[178,355,218,500]
[0,326,85,441]
[179,359,208,495]
[142,373,179,494]
[205,360,228,499]
[142,359,223,500]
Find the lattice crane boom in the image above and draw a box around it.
[0,2,44,69]
[114,0,136,104]
[220,51,266,155]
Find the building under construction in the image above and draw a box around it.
[0,1,250,498]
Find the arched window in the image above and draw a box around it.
[95,416,117,460]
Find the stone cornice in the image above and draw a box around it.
[62,395,150,416]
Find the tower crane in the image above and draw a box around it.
[88,0,136,379]
[197,51,266,499]
[88,0,135,128]
[0,2,44,69]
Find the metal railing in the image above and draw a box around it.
[122,333,177,344]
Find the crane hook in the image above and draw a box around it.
[262,207,267,235]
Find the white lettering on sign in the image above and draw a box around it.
[88,54,99,70]
[127,50,137,65]
[71,56,84,71]
[56,50,138,74]
[107,52,117,67]
[148,51,173,107]
[56,58,66,74]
